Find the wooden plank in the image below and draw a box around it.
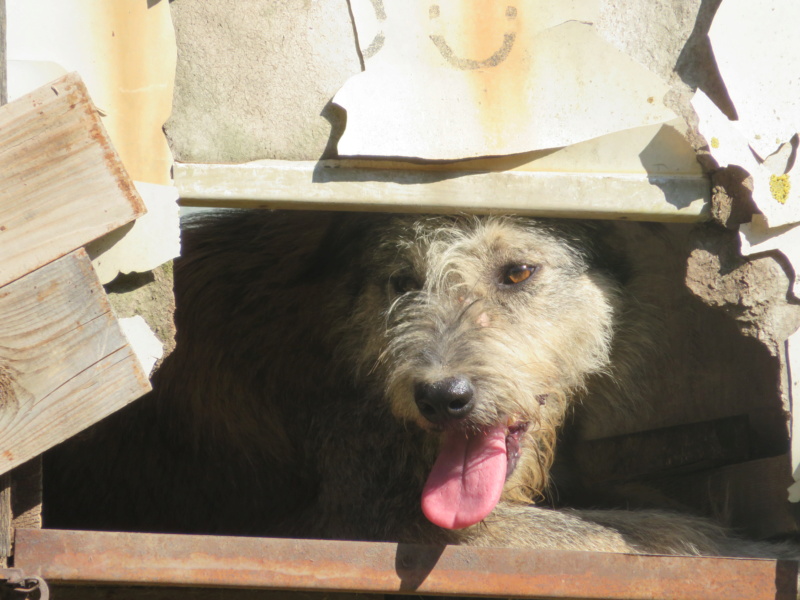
[0,476,8,567]
[1,9,10,563]
[648,455,799,539]
[174,160,711,222]
[0,459,43,566]
[572,421,796,538]
[0,249,151,476]
[11,457,42,530]
[0,72,145,288]
[14,529,798,600]
[573,416,751,483]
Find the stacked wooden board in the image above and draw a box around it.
[0,73,151,564]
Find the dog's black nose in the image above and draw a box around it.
[414,377,475,425]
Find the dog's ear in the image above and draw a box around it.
[302,212,388,281]
[560,220,634,286]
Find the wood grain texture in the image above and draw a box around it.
[11,457,42,530]
[649,454,799,539]
[0,72,145,287]
[0,475,9,566]
[573,416,751,483]
[0,249,151,476]
[1,11,10,562]
[0,459,41,565]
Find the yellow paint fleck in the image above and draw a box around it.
[710,137,720,149]
[770,174,791,204]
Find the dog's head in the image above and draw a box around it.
[339,214,621,530]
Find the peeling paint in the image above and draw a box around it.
[88,181,180,285]
[335,0,675,159]
[709,0,800,161]
[6,0,176,185]
[118,316,164,377]
[693,90,799,228]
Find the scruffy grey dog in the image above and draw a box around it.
[45,210,796,557]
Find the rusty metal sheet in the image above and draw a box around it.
[13,529,799,600]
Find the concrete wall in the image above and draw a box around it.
[165,0,724,164]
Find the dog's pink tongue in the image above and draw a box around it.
[421,424,507,530]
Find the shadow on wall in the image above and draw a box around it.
[674,0,736,119]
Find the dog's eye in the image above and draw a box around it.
[390,274,421,295]
[501,264,538,285]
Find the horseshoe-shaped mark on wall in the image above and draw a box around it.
[361,0,387,59]
[429,5,517,70]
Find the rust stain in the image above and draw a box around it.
[429,1,519,66]
[13,529,799,600]
[35,280,60,303]
[429,2,516,70]
[429,1,525,142]
[132,358,153,391]
[97,1,177,185]
[72,76,146,221]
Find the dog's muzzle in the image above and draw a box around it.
[413,376,475,425]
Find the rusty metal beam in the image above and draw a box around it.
[13,528,799,600]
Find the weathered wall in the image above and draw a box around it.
[166,0,360,163]
[163,0,800,412]
[165,0,729,164]
[163,0,800,534]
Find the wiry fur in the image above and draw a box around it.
[44,210,799,558]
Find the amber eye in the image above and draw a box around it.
[501,264,538,285]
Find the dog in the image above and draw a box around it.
[44,210,799,558]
